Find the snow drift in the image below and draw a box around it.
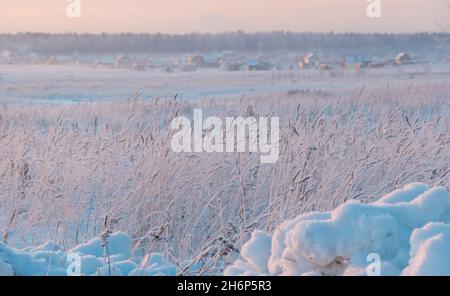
[0,232,176,276]
[2,183,450,276]
[225,183,450,276]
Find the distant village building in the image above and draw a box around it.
[189,54,205,67]
[300,53,319,69]
[395,52,411,65]
[304,53,318,65]
[221,62,244,71]
[189,55,205,67]
[247,59,271,71]
[132,63,146,72]
[319,64,331,71]
[187,53,222,68]
[115,54,133,68]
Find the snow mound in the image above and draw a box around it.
[225,183,450,276]
[0,232,175,276]
[402,223,450,275]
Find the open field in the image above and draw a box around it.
[0,63,448,274]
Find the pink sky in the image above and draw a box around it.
[0,0,449,33]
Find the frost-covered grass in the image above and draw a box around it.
[0,81,448,275]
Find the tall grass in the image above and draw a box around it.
[0,82,448,272]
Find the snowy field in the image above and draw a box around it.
[0,63,449,275]
[1,63,449,104]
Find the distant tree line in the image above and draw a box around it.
[0,32,447,55]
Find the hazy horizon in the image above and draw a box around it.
[1,0,449,34]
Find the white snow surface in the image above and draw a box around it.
[225,183,450,276]
[0,232,176,276]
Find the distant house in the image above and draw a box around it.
[188,53,222,68]
[132,63,146,72]
[395,52,411,65]
[300,53,319,69]
[115,54,133,68]
[221,62,244,71]
[247,59,271,71]
[319,64,331,71]
[189,55,204,67]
